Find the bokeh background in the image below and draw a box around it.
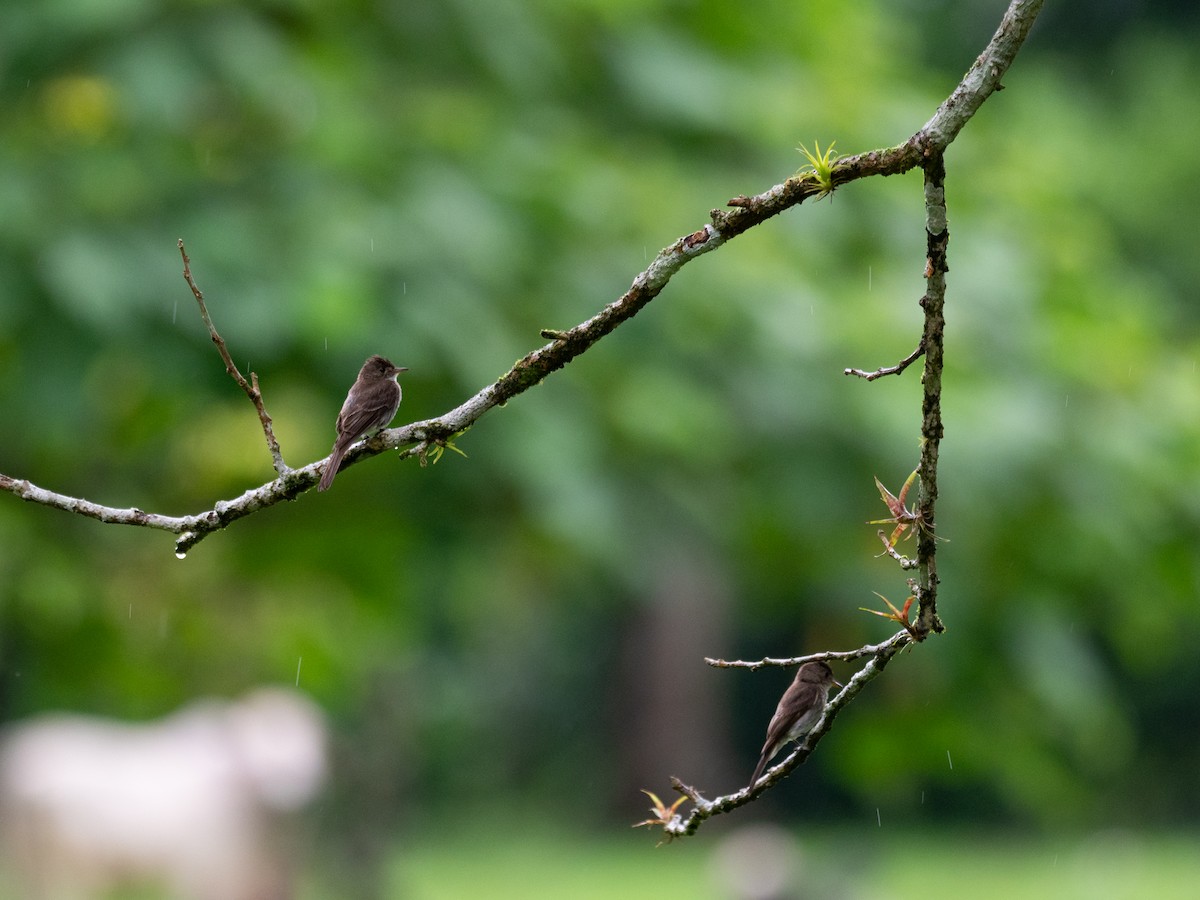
[1,0,1199,897]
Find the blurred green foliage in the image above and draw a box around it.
[1,0,1199,877]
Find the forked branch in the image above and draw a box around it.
[0,0,1043,571]
[634,0,1043,840]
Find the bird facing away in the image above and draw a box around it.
[317,355,407,492]
[748,661,840,791]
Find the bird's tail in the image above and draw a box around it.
[748,747,772,792]
[317,440,352,492]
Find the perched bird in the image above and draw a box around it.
[748,661,840,791]
[317,355,407,492]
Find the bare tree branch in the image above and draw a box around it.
[0,0,1044,568]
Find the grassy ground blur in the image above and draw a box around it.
[6,821,1195,898]
[362,823,1200,900]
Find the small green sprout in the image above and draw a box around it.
[797,140,841,200]
[418,438,468,467]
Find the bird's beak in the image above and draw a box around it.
[396,367,409,373]
[833,678,844,689]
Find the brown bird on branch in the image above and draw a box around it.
[748,661,840,790]
[318,355,407,492]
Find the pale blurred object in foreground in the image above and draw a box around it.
[0,688,327,900]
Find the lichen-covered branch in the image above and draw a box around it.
[914,155,948,637]
[0,0,1043,563]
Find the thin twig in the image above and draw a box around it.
[178,239,288,475]
[875,530,919,569]
[704,632,911,670]
[845,339,925,380]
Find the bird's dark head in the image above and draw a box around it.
[797,661,840,688]
[363,355,408,380]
